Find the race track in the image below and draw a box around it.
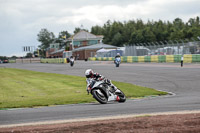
[1,61,200,126]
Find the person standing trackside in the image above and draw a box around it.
[181,55,184,67]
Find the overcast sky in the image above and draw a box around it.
[0,0,199,56]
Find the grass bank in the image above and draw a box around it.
[0,68,167,109]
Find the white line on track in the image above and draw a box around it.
[1,110,200,128]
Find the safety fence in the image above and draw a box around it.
[7,58,40,63]
[89,54,200,63]
[40,58,67,63]
[124,41,200,56]
[15,58,41,63]
[8,59,16,63]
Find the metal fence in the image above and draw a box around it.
[125,40,200,56]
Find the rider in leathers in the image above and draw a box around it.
[85,69,117,93]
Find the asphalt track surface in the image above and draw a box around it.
[1,61,200,126]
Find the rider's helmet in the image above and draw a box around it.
[117,53,120,56]
[85,69,94,78]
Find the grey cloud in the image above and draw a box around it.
[0,0,199,56]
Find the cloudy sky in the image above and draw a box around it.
[0,0,199,56]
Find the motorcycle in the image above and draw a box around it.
[69,58,74,67]
[86,78,126,104]
[114,57,121,67]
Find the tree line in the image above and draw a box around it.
[91,16,200,46]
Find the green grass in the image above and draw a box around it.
[0,68,167,109]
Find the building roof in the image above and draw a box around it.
[50,48,65,54]
[96,48,113,53]
[72,43,117,52]
[67,30,103,41]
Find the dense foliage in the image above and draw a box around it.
[37,29,55,50]
[0,56,8,60]
[73,27,88,34]
[91,17,200,46]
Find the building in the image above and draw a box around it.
[72,43,117,60]
[46,30,106,59]
[65,30,107,60]
[50,49,65,58]
[46,43,64,58]
[66,30,103,50]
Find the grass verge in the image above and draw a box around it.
[0,68,167,109]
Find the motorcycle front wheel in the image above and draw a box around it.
[70,62,74,67]
[92,89,108,104]
[115,89,126,102]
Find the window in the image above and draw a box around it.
[88,40,98,45]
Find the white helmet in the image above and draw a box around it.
[85,69,94,78]
[117,53,120,56]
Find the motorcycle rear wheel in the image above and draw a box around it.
[92,89,108,104]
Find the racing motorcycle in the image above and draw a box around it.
[114,57,121,67]
[69,58,74,67]
[86,78,126,104]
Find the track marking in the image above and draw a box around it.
[1,110,200,128]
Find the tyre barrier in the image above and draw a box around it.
[89,54,200,63]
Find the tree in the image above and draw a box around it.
[111,32,123,46]
[37,29,55,50]
[91,25,104,35]
[55,31,71,48]
[90,16,200,46]
[129,32,137,44]
[152,20,168,41]
[25,53,33,58]
[143,27,156,42]
[135,30,144,43]
[0,56,8,60]
[10,56,17,59]
[58,31,71,39]
[122,20,136,45]
[73,27,88,34]
[173,18,184,30]
[102,20,112,44]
